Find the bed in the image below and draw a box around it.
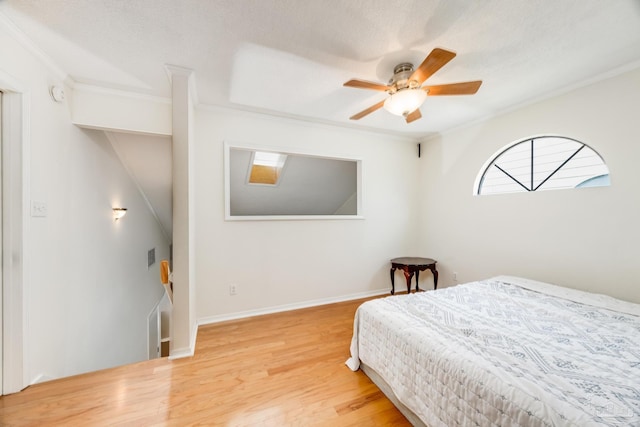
[346,276,640,426]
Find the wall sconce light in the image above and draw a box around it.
[113,208,128,221]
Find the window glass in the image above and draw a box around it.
[476,136,609,195]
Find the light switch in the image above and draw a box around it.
[31,200,48,217]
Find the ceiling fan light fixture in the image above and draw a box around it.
[344,48,480,123]
[383,88,427,117]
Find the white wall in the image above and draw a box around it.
[418,67,640,303]
[195,108,421,321]
[1,21,169,383]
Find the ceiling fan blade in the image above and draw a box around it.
[405,109,422,124]
[424,80,482,96]
[344,79,391,92]
[410,48,456,85]
[349,100,386,120]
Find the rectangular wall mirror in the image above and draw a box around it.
[225,142,363,220]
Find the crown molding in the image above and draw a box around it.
[198,102,421,143]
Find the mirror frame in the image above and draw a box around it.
[224,141,364,221]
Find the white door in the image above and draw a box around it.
[0,90,4,393]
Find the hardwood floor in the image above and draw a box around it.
[0,297,411,426]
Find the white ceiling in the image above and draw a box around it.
[3,1,640,243]
[2,0,640,137]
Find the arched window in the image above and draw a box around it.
[475,136,610,196]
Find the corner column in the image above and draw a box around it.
[166,65,197,358]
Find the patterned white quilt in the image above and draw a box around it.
[346,276,640,426]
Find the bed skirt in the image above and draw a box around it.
[360,362,427,427]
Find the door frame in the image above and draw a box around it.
[1,69,29,395]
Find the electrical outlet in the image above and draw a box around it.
[31,200,48,217]
[229,284,237,296]
[453,272,458,282]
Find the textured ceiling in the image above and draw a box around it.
[2,0,640,137]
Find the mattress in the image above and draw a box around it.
[346,276,640,426]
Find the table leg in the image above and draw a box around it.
[415,270,420,292]
[390,267,395,295]
[403,269,412,294]
[429,265,439,290]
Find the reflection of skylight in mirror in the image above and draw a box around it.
[248,151,287,185]
[253,151,287,168]
[476,136,610,195]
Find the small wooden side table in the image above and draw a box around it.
[390,257,438,295]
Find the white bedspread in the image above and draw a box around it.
[346,276,640,426]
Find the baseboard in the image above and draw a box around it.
[30,373,55,385]
[198,288,389,326]
[168,320,198,360]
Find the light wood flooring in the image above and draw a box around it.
[0,297,411,426]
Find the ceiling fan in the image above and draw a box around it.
[344,48,482,124]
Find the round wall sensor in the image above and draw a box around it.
[49,85,65,102]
